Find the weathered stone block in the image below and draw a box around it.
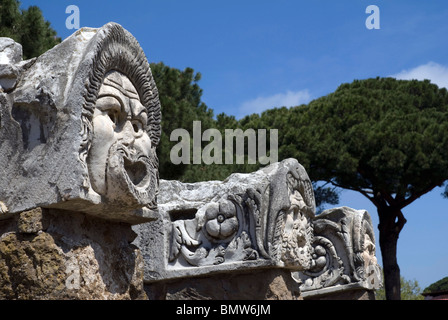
[0,23,161,224]
[17,208,44,234]
[145,269,302,300]
[0,208,147,300]
[294,206,382,298]
[133,158,316,286]
[0,22,161,300]
[0,38,22,64]
[134,160,381,300]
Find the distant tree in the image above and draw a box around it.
[282,78,448,299]
[150,62,215,181]
[237,106,340,212]
[151,63,339,210]
[0,0,21,40]
[376,273,424,300]
[20,5,60,59]
[313,182,340,213]
[0,0,61,59]
[422,276,448,296]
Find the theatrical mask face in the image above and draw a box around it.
[279,187,312,270]
[87,71,155,207]
[362,234,378,268]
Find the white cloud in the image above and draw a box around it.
[238,89,311,118]
[391,62,448,89]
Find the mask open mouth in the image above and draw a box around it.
[123,157,148,188]
[104,142,157,209]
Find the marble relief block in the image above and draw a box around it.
[133,158,317,282]
[0,23,161,224]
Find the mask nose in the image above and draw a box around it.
[119,120,136,147]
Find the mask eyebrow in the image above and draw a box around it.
[96,94,126,116]
[103,77,140,100]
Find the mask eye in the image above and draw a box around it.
[107,110,119,126]
[131,120,143,134]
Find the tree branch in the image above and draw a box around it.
[395,209,407,234]
[328,179,380,207]
[398,182,441,210]
[380,189,396,207]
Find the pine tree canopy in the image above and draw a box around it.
[0,0,60,59]
[286,77,448,208]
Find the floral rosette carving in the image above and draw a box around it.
[203,200,238,242]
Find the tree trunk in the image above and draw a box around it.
[377,206,406,300]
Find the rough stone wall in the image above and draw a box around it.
[144,268,302,300]
[0,207,376,300]
[0,208,146,300]
[303,289,376,300]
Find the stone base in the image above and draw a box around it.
[301,284,376,300]
[0,208,146,300]
[144,268,302,300]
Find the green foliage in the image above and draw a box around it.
[278,78,448,208]
[151,62,215,181]
[313,183,340,213]
[151,61,338,209]
[20,6,60,60]
[423,276,448,295]
[260,78,448,299]
[0,0,21,40]
[376,274,424,300]
[0,0,61,59]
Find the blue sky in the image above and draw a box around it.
[19,0,448,290]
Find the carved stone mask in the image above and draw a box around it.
[88,71,156,208]
[362,233,378,268]
[0,23,161,224]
